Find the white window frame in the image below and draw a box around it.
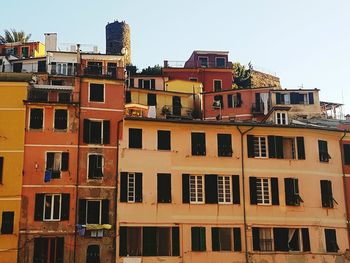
[198,56,208,67]
[127,173,136,203]
[88,83,105,103]
[86,199,102,224]
[218,176,232,204]
[189,175,204,204]
[253,136,267,158]
[213,79,222,92]
[28,107,44,130]
[45,151,63,174]
[215,57,226,68]
[56,63,68,75]
[43,194,62,221]
[87,153,104,180]
[275,111,288,125]
[53,108,68,131]
[256,178,271,205]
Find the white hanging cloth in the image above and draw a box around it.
[260,93,269,115]
[147,106,157,118]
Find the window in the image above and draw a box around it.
[13,62,22,73]
[37,60,46,72]
[275,111,288,125]
[78,199,109,225]
[86,245,100,263]
[107,62,117,77]
[198,57,208,67]
[227,93,242,108]
[157,130,171,150]
[0,157,3,184]
[29,108,43,129]
[34,194,69,221]
[276,92,314,105]
[54,109,67,130]
[138,79,155,90]
[45,152,69,179]
[183,174,240,204]
[191,227,206,251]
[252,228,273,251]
[213,80,222,92]
[344,144,350,165]
[320,180,337,208]
[212,227,241,251]
[215,57,226,68]
[89,83,104,102]
[250,177,279,205]
[119,226,179,256]
[318,140,331,162]
[273,228,310,252]
[58,92,71,103]
[120,172,142,203]
[88,154,103,179]
[189,175,204,204]
[191,132,206,156]
[325,229,339,252]
[217,176,231,204]
[247,135,305,160]
[147,93,157,106]
[157,173,171,203]
[217,134,232,157]
[21,47,29,58]
[125,90,131,103]
[129,128,142,149]
[1,211,14,234]
[284,178,303,206]
[33,237,64,263]
[189,77,198,82]
[83,119,110,145]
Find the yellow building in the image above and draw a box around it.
[117,117,348,263]
[0,74,29,262]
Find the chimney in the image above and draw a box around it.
[44,33,57,53]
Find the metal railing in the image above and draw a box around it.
[251,102,271,115]
[81,65,124,79]
[161,105,199,119]
[164,60,232,69]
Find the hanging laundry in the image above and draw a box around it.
[44,170,52,182]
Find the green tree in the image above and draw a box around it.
[232,62,251,89]
[140,64,162,75]
[0,29,31,44]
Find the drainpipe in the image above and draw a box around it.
[114,119,123,262]
[73,44,81,263]
[237,126,254,263]
[339,131,350,248]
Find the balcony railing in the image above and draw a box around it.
[27,85,76,104]
[81,65,124,80]
[161,105,200,119]
[164,60,232,69]
[251,101,271,115]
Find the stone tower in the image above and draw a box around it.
[106,20,131,65]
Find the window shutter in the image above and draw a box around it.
[321,180,333,208]
[0,157,3,183]
[143,227,157,256]
[103,120,110,144]
[252,227,260,251]
[172,227,180,256]
[199,227,206,251]
[325,229,338,252]
[120,172,128,202]
[147,93,157,106]
[135,173,142,202]
[46,152,54,170]
[1,212,14,234]
[227,94,233,108]
[297,137,305,160]
[275,136,284,159]
[247,135,255,158]
[129,128,142,149]
[138,79,143,88]
[102,199,109,224]
[236,93,242,107]
[273,228,289,251]
[255,93,261,110]
[211,227,220,251]
[182,174,190,203]
[271,177,279,205]
[34,194,44,221]
[276,93,281,104]
[191,227,200,251]
[249,177,257,204]
[61,152,69,171]
[344,144,350,165]
[157,130,171,150]
[151,79,156,90]
[78,199,87,224]
[284,178,294,205]
[83,119,90,143]
[308,92,314,104]
[125,90,131,103]
[290,92,299,104]
[302,228,311,252]
[56,238,64,263]
[205,174,218,204]
[268,136,276,158]
[232,175,240,204]
[61,194,70,220]
[157,173,171,203]
[233,227,242,251]
[119,227,127,256]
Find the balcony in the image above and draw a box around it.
[80,65,125,80]
[26,84,77,104]
[251,101,271,115]
[164,60,232,69]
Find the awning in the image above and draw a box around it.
[33,84,74,91]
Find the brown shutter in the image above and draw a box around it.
[34,194,44,221]
[249,177,257,204]
[247,135,255,158]
[232,175,240,204]
[61,194,70,220]
[297,137,305,160]
[135,173,142,202]
[182,174,190,203]
[271,177,279,205]
[61,152,69,171]
[103,120,110,144]
[205,174,218,204]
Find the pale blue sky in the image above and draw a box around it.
[3,0,350,113]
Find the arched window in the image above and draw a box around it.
[86,245,100,263]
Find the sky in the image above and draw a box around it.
[3,0,350,113]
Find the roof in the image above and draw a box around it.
[193,50,229,55]
[124,116,344,132]
[32,84,73,91]
[271,88,319,92]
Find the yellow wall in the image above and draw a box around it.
[117,119,347,263]
[165,79,202,94]
[34,42,45,58]
[0,82,27,262]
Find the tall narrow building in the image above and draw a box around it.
[106,20,131,65]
